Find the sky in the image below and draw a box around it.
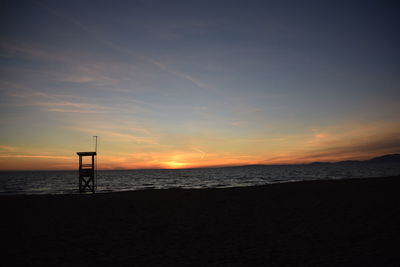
[0,0,399,170]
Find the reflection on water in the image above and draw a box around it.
[1,162,399,195]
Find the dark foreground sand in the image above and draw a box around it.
[2,176,400,266]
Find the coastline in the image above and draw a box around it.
[3,176,400,266]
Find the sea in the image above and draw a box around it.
[1,162,399,195]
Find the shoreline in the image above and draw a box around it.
[2,175,400,197]
[3,176,400,266]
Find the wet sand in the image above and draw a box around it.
[2,176,400,266]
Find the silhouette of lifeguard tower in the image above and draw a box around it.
[77,151,97,193]
[77,136,99,193]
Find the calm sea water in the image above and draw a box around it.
[1,162,399,195]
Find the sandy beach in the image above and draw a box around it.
[2,176,400,266]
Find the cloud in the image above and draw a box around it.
[149,59,209,89]
[48,71,117,86]
[6,90,88,101]
[256,121,400,164]
[35,2,211,89]
[301,133,400,161]
[0,145,17,151]
[294,121,400,162]
[192,147,206,159]
[104,131,158,145]
[3,2,211,92]
[33,0,104,45]
[6,90,111,113]
[0,154,74,160]
[1,47,113,88]
[0,52,120,87]
[230,121,247,127]
[70,127,158,145]
[2,39,209,93]
[46,108,104,113]
[0,41,72,63]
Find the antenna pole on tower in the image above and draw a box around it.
[93,136,98,153]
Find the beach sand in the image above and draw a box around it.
[2,176,400,266]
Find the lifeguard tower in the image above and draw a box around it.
[77,151,97,193]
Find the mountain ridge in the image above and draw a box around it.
[243,153,400,168]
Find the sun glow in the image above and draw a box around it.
[163,161,187,169]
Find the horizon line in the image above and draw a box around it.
[1,153,398,172]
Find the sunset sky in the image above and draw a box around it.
[1,0,399,170]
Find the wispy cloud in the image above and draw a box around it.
[252,121,400,164]
[0,41,73,63]
[290,121,400,162]
[0,145,17,151]
[33,0,106,46]
[300,133,400,162]
[32,1,212,90]
[46,108,104,113]
[192,147,206,159]
[2,1,214,94]
[104,131,158,145]
[0,48,120,87]
[0,154,74,160]
[70,126,158,145]
[6,90,88,101]
[7,90,111,113]
[149,59,210,89]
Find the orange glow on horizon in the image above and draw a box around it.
[0,150,393,171]
[1,121,399,170]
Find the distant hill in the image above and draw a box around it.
[368,154,400,163]
[314,154,400,165]
[234,153,400,169]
